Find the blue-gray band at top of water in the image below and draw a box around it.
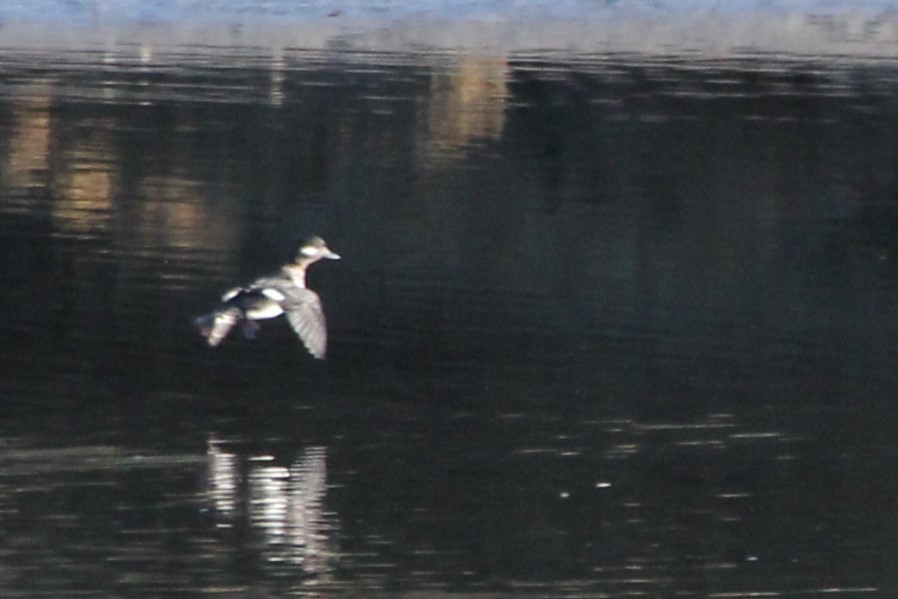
[0,0,895,22]
[0,1,896,59]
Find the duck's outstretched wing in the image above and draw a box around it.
[282,289,328,359]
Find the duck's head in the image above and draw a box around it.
[296,236,341,263]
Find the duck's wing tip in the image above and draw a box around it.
[195,308,240,347]
[284,297,328,359]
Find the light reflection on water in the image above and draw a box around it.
[0,405,880,596]
[0,39,896,598]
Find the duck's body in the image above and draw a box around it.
[195,236,340,359]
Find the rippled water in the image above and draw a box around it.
[1,21,897,598]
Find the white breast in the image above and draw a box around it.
[261,288,287,302]
[246,303,284,320]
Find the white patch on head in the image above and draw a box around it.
[300,245,319,257]
[261,288,287,302]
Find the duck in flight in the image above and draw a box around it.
[194,236,340,359]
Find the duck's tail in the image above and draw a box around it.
[194,307,242,347]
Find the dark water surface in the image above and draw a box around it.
[1,35,897,598]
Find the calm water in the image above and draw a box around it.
[1,24,898,598]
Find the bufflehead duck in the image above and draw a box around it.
[195,236,340,359]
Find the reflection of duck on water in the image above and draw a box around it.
[205,436,336,574]
[194,236,340,359]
